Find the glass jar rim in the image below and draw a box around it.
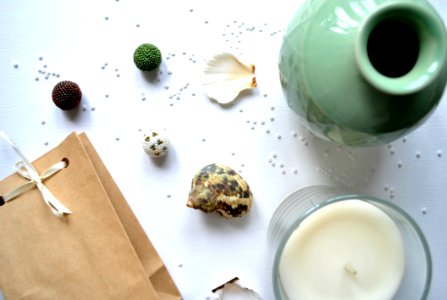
[270,191,432,300]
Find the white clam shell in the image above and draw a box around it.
[203,53,256,104]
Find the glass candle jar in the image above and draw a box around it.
[267,186,431,300]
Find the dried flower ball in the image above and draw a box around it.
[133,43,162,71]
[52,81,82,110]
[142,130,169,158]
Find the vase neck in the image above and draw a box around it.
[355,2,447,95]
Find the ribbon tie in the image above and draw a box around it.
[0,131,71,217]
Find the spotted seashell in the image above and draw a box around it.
[142,129,169,158]
[186,163,253,218]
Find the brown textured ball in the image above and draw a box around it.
[52,81,82,110]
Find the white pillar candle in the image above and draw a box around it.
[279,199,405,300]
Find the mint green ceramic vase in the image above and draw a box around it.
[279,0,447,146]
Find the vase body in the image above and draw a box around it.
[279,0,447,146]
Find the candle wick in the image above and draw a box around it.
[344,263,358,276]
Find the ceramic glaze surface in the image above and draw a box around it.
[279,0,447,146]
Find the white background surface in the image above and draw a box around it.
[0,0,446,299]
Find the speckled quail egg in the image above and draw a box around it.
[142,130,169,158]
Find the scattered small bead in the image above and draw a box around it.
[397,161,403,168]
[116,137,120,141]
[437,150,442,158]
[44,142,49,146]
[416,151,422,158]
[279,163,284,168]
[266,129,270,134]
[41,120,46,125]
[422,207,427,215]
[281,169,286,175]
[270,117,275,122]
[292,168,298,174]
[276,134,282,140]
[13,64,19,69]
[291,131,298,137]
[167,194,171,198]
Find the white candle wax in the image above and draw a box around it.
[279,200,405,300]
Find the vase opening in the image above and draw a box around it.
[367,19,419,78]
[356,3,447,95]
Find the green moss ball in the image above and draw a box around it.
[133,43,162,71]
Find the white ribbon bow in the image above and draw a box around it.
[0,131,71,217]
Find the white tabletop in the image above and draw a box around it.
[0,0,446,299]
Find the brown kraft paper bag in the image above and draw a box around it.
[0,132,181,300]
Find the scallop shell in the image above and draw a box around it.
[186,163,253,218]
[203,53,256,104]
